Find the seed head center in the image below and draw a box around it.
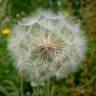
[39,35,56,57]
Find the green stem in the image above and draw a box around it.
[19,71,24,96]
[47,77,50,96]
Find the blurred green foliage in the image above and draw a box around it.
[0,0,68,19]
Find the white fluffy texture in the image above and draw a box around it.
[8,11,86,86]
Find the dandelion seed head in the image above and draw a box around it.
[8,11,86,86]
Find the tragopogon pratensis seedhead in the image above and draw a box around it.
[8,11,86,86]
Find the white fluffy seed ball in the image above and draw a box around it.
[8,11,86,86]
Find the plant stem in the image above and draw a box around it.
[47,77,50,96]
[19,71,24,96]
